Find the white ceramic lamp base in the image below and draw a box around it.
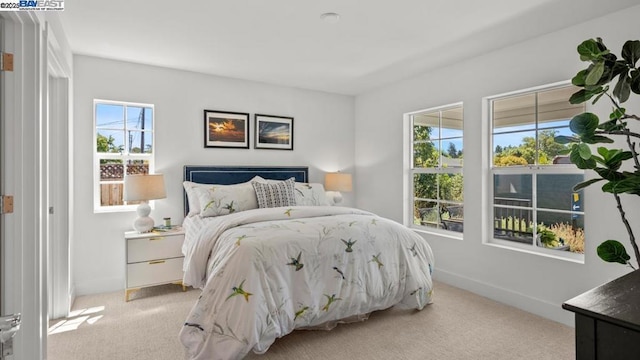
[133,201,155,233]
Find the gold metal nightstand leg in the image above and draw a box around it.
[173,281,187,292]
[125,288,139,302]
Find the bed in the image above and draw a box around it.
[179,166,435,360]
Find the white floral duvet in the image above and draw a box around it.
[180,206,434,360]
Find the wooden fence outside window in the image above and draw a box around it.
[100,164,148,206]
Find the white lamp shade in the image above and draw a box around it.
[124,174,166,201]
[325,172,353,192]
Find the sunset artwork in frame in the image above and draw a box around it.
[254,114,294,150]
[204,110,250,149]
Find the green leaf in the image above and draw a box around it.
[572,178,604,191]
[611,178,640,194]
[621,40,640,66]
[600,177,639,194]
[578,39,607,61]
[607,151,634,167]
[595,148,633,169]
[594,135,615,143]
[631,70,640,95]
[570,113,599,136]
[591,91,606,105]
[595,168,624,182]
[613,73,631,102]
[608,108,626,120]
[597,147,609,158]
[611,60,630,79]
[572,69,587,87]
[585,61,605,86]
[569,90,589,104]
[593,156,606,166]
[582,135,614,144]
[602,181,617,193]
[570,148,597,169]
[598,147,618,159]
[578,144,592,159]
[597,240,630,264]
[599,119,625,132]
[554,135,579,144]
[569,87,604,104]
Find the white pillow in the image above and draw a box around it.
[194,182,259,217]
[183,181,210,216]
[294,183,331,206]
[184,179,260,217]
[251,178,297,208]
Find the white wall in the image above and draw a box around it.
[354,6,640,325]
[73,56,355,294]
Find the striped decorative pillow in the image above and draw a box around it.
[251,177,297,208]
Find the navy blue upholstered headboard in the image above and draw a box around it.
[183,165,309,216]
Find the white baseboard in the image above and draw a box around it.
[75,277,122,296]
[69,285,76,313]
[433,269,575,327]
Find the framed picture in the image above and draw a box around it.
[204,110,250,148]
[255,114,294,150]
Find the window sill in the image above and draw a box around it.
[484,238,584,264]
[94,206,138,214]
[410,225,464,241]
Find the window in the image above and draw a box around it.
[489,83,585,258]
[94,100,155,212]
[409,103,464,235]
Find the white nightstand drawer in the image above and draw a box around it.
[127,234,185,263]
[127,257,184,288]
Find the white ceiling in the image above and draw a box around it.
[59,0,639,95]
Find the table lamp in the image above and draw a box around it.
[124,173,166,233]
[324,172,352,204]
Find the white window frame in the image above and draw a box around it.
[485,81,585,262]
[406,102,464,239]
[93,99,155,213]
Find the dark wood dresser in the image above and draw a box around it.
[562,270,640,359]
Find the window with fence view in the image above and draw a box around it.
[95,100,154,211]
[490,84,585,255]
[410,104,464,234]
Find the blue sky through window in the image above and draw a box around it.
[96,104,153,151]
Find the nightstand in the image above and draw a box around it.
[124,227,186,301]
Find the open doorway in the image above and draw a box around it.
[46,74,71,320]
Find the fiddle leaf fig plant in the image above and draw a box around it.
[555,38,640,269]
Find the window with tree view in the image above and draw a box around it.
[490,84,585,256]
[411,104,464,234]
[94,100,154,211]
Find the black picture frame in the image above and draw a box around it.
[254,114,294,150]
[204,110,250,149]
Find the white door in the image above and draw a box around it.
[1,18,23,357]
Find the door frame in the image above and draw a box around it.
[45,16,73,320]
[1,10,45,360]
[46,70,71,319]
[1,11,71,359]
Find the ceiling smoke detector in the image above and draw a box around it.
[320,12,340,23]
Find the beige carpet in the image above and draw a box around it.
[48,281,574,360]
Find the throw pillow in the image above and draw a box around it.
[251,177,297,208]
